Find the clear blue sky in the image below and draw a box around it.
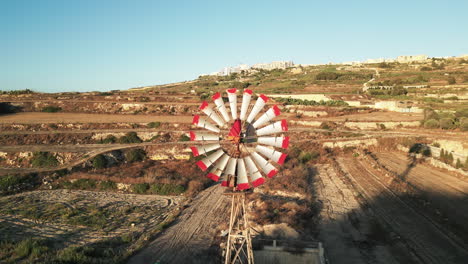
[1,0,467,93]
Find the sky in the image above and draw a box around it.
[1,0,467,93]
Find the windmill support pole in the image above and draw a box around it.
[224,192,254,264]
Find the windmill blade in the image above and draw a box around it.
[236,158,250,190]
[246,94,269,123]
[196,149,224,171]
[222,157,237,187]
[251,152,278,178]
[199,101,225,127]
[252,105,281,128]
[226,89,238,119]
[190,143,221,157]
[256,119,288,136]
[257,136,290,149]
[189,131,219,141]
[255,145,287,165]
[193,115,220,133]
[239,89,253,121]
[212,92,230,122]
[244,156,265,187]
[206,154,230,181]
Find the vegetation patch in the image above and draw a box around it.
[31,152,58,168]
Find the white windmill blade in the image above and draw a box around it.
[226,88,238,119]
[236,158,250,190]
[225,157,237,176]
[255,145,287,165]
[251,152,278,178]
[199,101,225,127]
[239,89,253,121]
[212,92,230,122]
[189,131,219,141]
[206,154,230,181]
[193,115,220,133]
[246,94,269,123]
[257,136,290,149]
[190,143,221,157]
[196,149,224,171]
[244,156,265,187]
[252,105,281,128]
[256,119,288,136]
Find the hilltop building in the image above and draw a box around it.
[252,61,295,70]
[211,61,294,76]
[396,55,428,63]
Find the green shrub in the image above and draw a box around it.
[71,179,97,189]
[31,152,58,168]
[125,149,146,162]
[56,246,89,263]
[179,134,190,141]
[99,180,117,190]
[132,183,149,194]
[147,122,161,128]
[316,71,340,80]
[298,151,319,164]
[14,238,49,258]
[149,183,185,195]
[0,175,22,192]
[456,159,463,169]
[118,132,142,144]
[439,118,455,129]
[424,119,439,129]
[41,106,62,112]
[101,135,117,144]
[92,154,106,169]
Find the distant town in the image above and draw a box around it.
[203,54,468,77]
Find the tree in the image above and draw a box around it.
[92,154,106,169]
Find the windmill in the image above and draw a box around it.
[189,89,289,264]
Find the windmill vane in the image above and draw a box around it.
[189,88,289,191]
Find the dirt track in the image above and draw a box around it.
[373,152,468,242]
[338,156,468,264]
[128,184,230,264]
[315,164,398,264]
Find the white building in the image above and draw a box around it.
[252,61,294,70]
[396,55,428,63]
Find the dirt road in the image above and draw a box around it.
[338,156,468,264]
[315,164,398,264]
[373,152,468,242]
[127,184,230,264]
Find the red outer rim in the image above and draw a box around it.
[277,153,287,165]
[282,136,290,149]
[237,183,250,190]
[189,131,196,141]
[244,89,253,95]
[196,160,208,171]
[192,115,200,125]
[227,88,237,93]
[267,169,278,178]
[281,119,288,131]
[207,173,219,181]
[199,101,209,110]
[251,177,265,187]
[259,94,269,102]
[272,105,281,116]
[190,147,199,157]
[221,181,228,187]
[212,92,221,100]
